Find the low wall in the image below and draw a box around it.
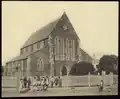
[2,76,16,88]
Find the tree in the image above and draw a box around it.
[97,55,118,75]
[69,61,95,76]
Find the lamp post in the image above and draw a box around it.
[16,64,20,93]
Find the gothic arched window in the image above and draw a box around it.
[36,58,44,71]
[54,37,57,60]
[54,36,59,60]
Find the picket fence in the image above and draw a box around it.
[2,74,118,88]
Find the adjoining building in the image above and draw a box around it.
[5,12,93,77]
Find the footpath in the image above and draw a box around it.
[2,84,118,97]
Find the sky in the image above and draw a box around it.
[2,1,118,65]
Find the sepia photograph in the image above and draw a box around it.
[2,1,118,97]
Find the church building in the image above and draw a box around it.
[5,12,92,77]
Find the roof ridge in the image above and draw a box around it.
[80,48,93,59]
[22,15,62,48]
[7,46,49,63]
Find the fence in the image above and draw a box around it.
[2,74,118,88]
[61,73,118,87]
[2,76,16,88]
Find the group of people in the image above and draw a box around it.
[20,76,62,92]
[19,76,105,93]
[20,76,31,89]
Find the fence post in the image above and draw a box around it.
[102,71,105,81]
[88,72,90,87]
[98,72,100,76]
[16,71,20,93]
[110,72,113,86]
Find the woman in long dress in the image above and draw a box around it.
[32,76,38,92]
[19,78,24,92]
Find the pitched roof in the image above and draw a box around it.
[79,48,93,60]
[22,16,61,48]
[7,47,49,63]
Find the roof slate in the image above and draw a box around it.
[7,47,49,63]
[22,17,61,48]
[79,48,93,60]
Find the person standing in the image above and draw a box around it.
[43,77,48,91]
[32,76,38,92]
[19,78,24,91]
[41,77,45,91]
[46,76,49,88]
[58,76,62,87]
[27,77,31,89]
[99,80,104,92]
[54,77,58,87]
[23,76,27,88]
[50,76,54,88]
[37,76,41,91]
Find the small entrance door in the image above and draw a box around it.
[61,66,67,76]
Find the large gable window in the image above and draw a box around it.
[36,58,44,71]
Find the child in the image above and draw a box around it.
[99,80,104,92]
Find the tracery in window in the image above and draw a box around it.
[72,40,75,61]
[63,38,65,60]
[66,39,69,60]
[56,36,60,60]
[36,58,44,71]
[54,37,58,60]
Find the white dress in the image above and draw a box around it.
[32,79,38,91]
[41,80,44,86]
[46,78,49,85]
[19,80,24,92]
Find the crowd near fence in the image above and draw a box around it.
[2,72,118,88]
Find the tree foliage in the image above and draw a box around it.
[69,61,95,76]
[97,55,118,74]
